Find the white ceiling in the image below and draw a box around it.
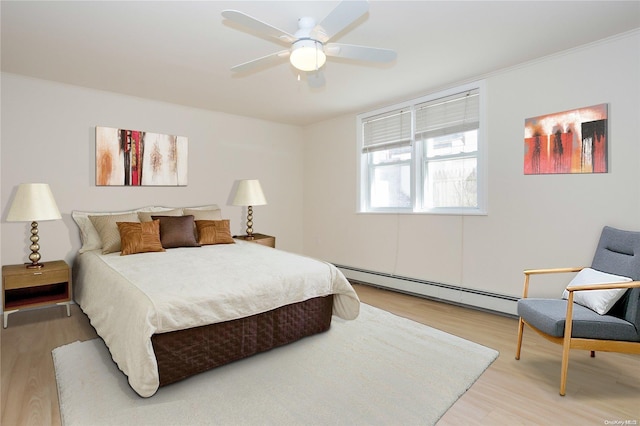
[2,1,639,126]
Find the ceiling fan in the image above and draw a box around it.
[221,0,397,87]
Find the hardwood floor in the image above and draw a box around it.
[354,284,640,425]
[1,304,97,426]
[1,283,638,425]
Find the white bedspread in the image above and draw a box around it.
[74,240,360,397]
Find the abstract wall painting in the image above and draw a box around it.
[96,126,188,186]
[524,104,608,175]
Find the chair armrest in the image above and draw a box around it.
[565,280,640,292]
[563,280,640,342]
[521,267,586,298]
[524,267,584,276]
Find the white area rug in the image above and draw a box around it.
[53,304,498,426]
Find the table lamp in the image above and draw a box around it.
[7,183,62,268]
[232,179,267,239]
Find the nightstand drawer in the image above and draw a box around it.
[4,269,69,290]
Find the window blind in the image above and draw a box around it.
[415,89,479,139]
[362,109,412,153]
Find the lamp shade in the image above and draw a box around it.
[232,180,267,206]
[7,183,62,222]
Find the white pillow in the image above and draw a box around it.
[138,208,184,222]
[89,213,141,254]
[562,268,632,315]
[72,206,168,253]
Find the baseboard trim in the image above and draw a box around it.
[335,264,518,316]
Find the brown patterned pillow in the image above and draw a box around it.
[151,215,200,248]
[117,220,165,255]
[195,220,235,245]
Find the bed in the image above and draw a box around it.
[72,206,360,397]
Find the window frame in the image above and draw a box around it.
[357,81,487,215]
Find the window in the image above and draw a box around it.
[358,82,486,214]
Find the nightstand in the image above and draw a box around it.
[2,260,72,328]
[234,233,276,248]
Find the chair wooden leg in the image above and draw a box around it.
[515,318,525,360]
[560,340,570,396]
[559,292,577,396]
[590,351,595,357]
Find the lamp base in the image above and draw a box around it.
[26,263,44,269]
[26,221,44,269]
[245,206,255,239]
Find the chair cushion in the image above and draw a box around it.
[517,298,640,342]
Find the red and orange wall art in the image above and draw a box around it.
[524,104,608,174]
[96,126,188,186]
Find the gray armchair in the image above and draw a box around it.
[515,226,640,395]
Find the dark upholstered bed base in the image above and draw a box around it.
[151,295,334,387]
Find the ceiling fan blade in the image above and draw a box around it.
[315,0,369,42]
[325,43,397,63]
[231,50,290,73]
[222,10,296,44]
[306,71,326,88]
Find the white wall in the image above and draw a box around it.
[303,32,640,307]
[1,74,305,268]
[2,31,639,315]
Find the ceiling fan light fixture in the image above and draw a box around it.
[223,1,396,87]
[290,39,326,72]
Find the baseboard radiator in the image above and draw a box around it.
[335,264,519,317]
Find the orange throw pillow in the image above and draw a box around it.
[195,220,235,245]
[117,220,166,255]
